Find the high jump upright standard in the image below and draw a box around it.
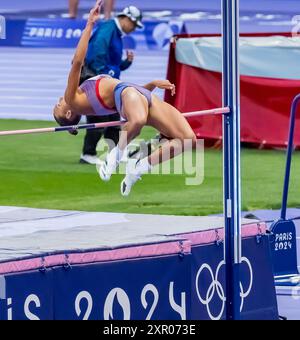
[222,0,242,320]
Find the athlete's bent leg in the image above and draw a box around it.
[121,97,197,196]
[99,88,149,182]
[146,96,196,166]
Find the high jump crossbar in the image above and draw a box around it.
[0,107,230,137]
[222,0,242,320]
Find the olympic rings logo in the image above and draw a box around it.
[195,257,253,320]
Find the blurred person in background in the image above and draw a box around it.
[68,0,79,18]
[79,5,143,164]
[68,0,115,19]
[104,0,115,19]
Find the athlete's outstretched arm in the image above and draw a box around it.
[64,0,103,105]
[143,80,176,96]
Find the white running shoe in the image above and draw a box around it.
[97,157,119,182]
[97,147,123,182]
[121,160,142,197]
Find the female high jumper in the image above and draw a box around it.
[53,0,197,196]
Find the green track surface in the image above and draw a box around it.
[0,119,299,215]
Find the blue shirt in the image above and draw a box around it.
[85,19,132,79]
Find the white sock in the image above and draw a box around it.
[135,157,152,175]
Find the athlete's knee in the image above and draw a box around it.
[135,113,148,126]
[125,114,145,135]
[130,119,145,134]
[127,110,147,129]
